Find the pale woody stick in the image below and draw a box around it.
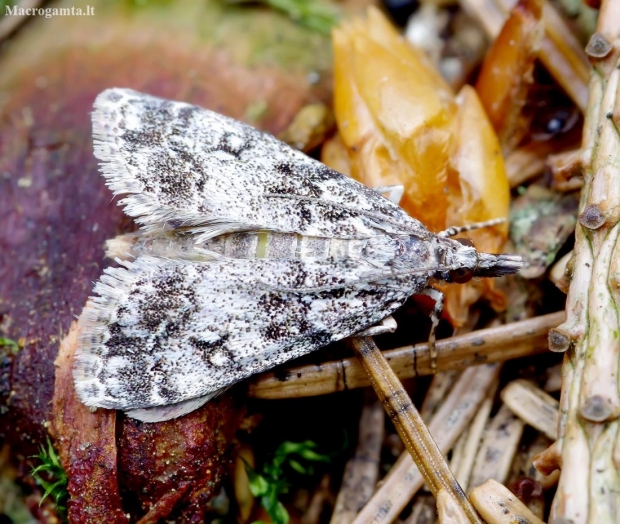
[450,385,496,492]
[501,379,559,441]
[468,405,525,490]
[469,479,545,524]
[250,312,563,399]
[351,337,482,523]
[351,363,500,523]
[329,396,384,524]
[549,2,620,521]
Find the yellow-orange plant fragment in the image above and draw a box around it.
[323,7,510,325]
[475,0,544,154]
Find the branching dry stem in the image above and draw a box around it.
[351,363,500,523]
[249,312,563,399]
[350,337,482,523]
[550,1,620,521]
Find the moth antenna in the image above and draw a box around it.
[437,217,506,238]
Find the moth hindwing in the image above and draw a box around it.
[74,88,522,422]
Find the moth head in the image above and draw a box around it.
[432,236,523,283]
[433,237,478,283]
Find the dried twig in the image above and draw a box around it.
[351,364,500,523]
[450,387,496,492]
[501,379,559,440]
[250,312,563,399]
[437,488,471,523]
[469,479,546,524]
[329,395,383,524]
[420,370,461,420]
[351,337,482,523]
[549,1,620,521]
[405,493,436,524]
[468,405,525,490]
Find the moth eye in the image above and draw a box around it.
[455,238,474,247]
[449,267,474,284]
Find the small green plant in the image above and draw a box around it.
[0,336,19,352]
[31,438,69,518]
[246,440,331,524]
[226,0,340,34]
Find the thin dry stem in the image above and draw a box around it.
[329,396,383,524]
[469,479,546,524]
[302,474,332,524]
[420,370,461,420]
[405,494,436,524]
[352,364,500,524]
[552,2,620,520]
[468,405,525,490]
[437,488,471,523]
[249,312,564,399]
[451,388,496,492]
[501,379,560,440]
[351,337,482,523]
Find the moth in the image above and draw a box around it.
[74,88,522,423]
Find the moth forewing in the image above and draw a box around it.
[74,88,522,423]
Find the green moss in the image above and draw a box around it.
[245,440,331,524]
[31,438,69,521]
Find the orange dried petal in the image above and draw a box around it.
[324,8,512,324]
[475,0,544,153]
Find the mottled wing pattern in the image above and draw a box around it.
[92,88,427,241]
[74,256,416,419]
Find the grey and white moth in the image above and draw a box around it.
[74,88,522,423]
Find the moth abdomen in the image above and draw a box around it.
[108,230,370,262]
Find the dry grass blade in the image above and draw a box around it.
[469,479,546,524]
[249,312,563,399]
[550,1,620,521]
[405,493,436,524]
[352,364,500,523]
[329,396,383,524]
[450,386,496,492]
[437,488,472,523]
[350,337,481,523]
[501,379,559,440]
[468,405,525,490]
[420,370,461,420]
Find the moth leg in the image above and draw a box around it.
[353,315,397,337]
[419,287,444,373]
[373,184,404,205]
